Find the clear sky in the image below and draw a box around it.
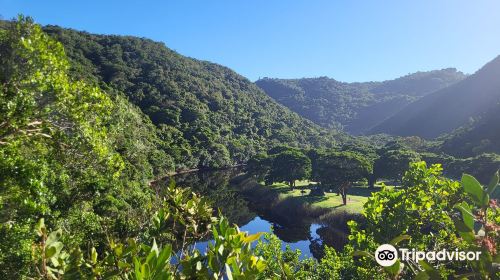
[2,0,499,82]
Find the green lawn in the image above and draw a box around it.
[265,180,389,213]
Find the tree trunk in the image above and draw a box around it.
[340,181,351,205]
[368,174,376,188]
[341,192,347,205]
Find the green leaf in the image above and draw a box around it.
[218,244,224,256]
[487,170,499,195]
[45,246,57,258]
[212,227,219,240]
[454,202,474,231]
[243,232,263,243]
[461,174,487,207]
[283,263,293,277]
[117,261,130,269]
[35,218,45,237]
[46,229,62,246]
[413,271,430,280]
[453,218,475,243]
[390,234,410,245]
[156,244,172,267]
[91,247,98,264]
[352,250,374,259]
[230,258,241,275]
[134,258,143,280]
[48,242,63,256]
[483,193,490,207]
[385,259,403,276]
[418,260,441,279]
[151,239,159,256]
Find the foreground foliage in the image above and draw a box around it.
[27,163,499,279]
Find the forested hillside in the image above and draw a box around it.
[256,69,465,134]
[440,103,500,157]
[370,56,500,138]
[41,25,345,170]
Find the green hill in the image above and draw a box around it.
[370,56,500,139]
[440,103,500,157]
[42,25,346,170]
[255,69,465,135]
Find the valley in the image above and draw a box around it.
[1,14,499,280]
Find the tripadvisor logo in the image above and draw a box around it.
[375,244,398,266]
[375,244,482,267]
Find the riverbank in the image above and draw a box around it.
[265,180,375,213]
[230,174,368,225]
[230,174,367,254]
[235,176,388,214]
[166,169,368,257]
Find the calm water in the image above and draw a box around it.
[192,217,323,259]
[162,168,347,259]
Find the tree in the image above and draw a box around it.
[448,153,500,184]
[314,151,372,204]
[246,153,272,181]
[340,142,378,188]
[267,150,311,187]
[0,16,126,275]
[267,145,302,156]
[373,148,421,186]
[350,162,499,279]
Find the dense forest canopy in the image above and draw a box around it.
[256,69,465,134]
[440,102,500,157]
[39,25,349,171]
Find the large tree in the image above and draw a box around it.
[314,151,372,204]
[340,142,378,188]
[267,150,311,187]
[373,148,421,185]
[246,153,273,182]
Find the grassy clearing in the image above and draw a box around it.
[265,180,389,213]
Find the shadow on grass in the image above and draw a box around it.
[232,176,330,224]
[347,186,381,197]
[231,174,368,255]
[288,194,330,205]
[263,183,382,211]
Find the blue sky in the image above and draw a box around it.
[2,0,499,82]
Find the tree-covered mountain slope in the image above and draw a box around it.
[370,55,500,139]
[440,102,500,157]
[255,69,465,135]
[41,25,346,170]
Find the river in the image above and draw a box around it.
[158,168,351,259]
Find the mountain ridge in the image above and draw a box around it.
[256,69,466,134]
[370,55,500,138]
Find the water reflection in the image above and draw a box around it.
[162,168,348,259]
[192,217,322,259]
[168,168,256,226]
